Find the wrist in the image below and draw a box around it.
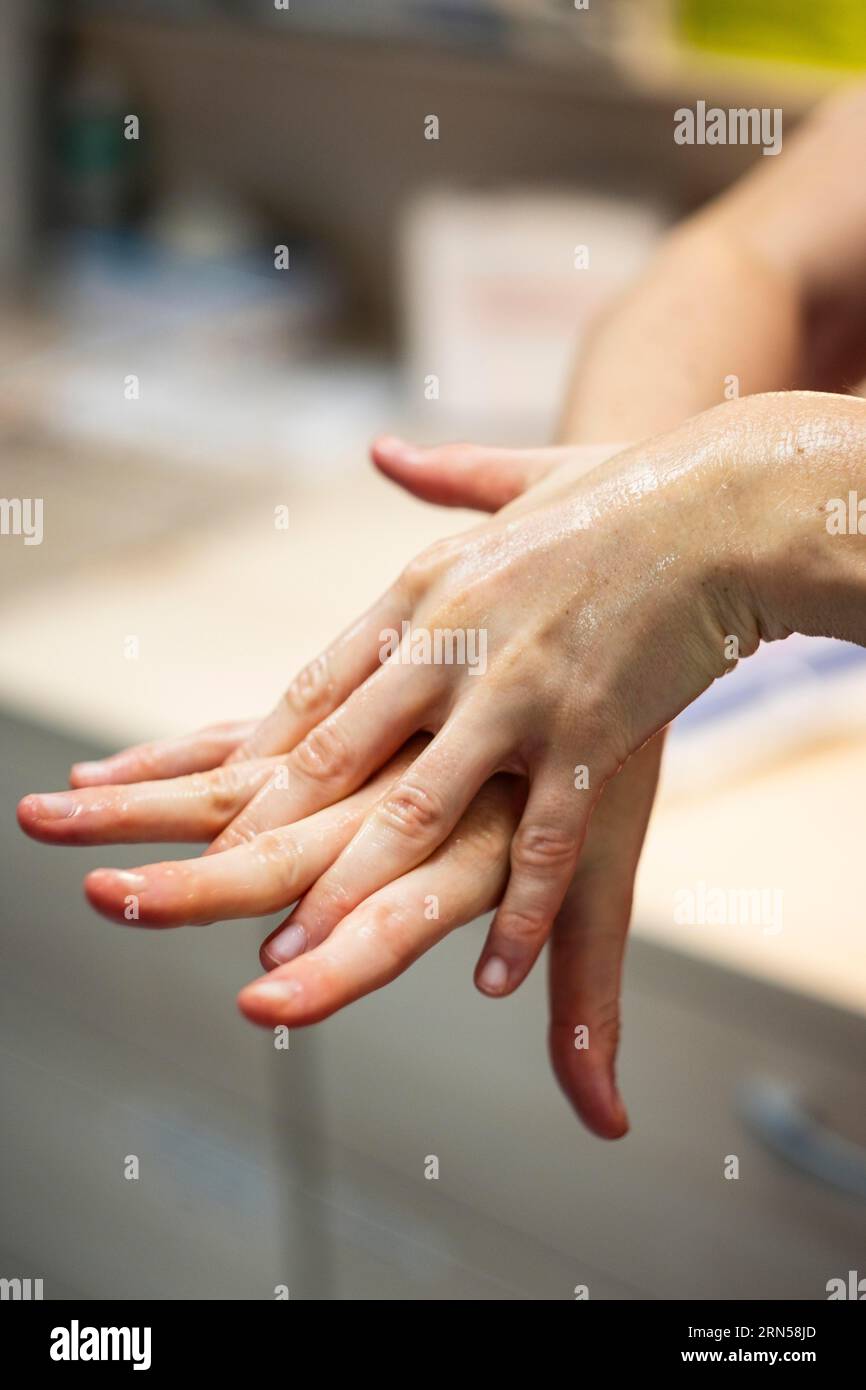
[637,395,785,678]
[717,391,866,650]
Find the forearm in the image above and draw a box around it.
[558,82,866,449]
[559,223,802,446]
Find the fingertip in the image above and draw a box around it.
[16,794,41,836]
[84,867,146,922]
[587,1116,629,1142]
[84,868,121,920]
[475,954,511,997]
[370,434,414,462]
[549,1029,629,1139]
[237,976,303,1027]
[586,1074,630,1140]
[567,1075,629,1141]
[370,436,427,482]
[84,867,121,915]
[17,792,77,841]
[609,1094,630,1140]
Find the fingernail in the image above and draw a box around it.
[71,760,108,782]
[478,955,508,994]
[264,923,307,966]
[374,435,407,456]
[248,979,303,1004]
[87,868,147,894]
[107,869,148,891]
[25,792,77,821]
[376,436,422,463]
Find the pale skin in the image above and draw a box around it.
[17,85,866,1140]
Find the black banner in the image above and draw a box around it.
[3,1299,862,1374]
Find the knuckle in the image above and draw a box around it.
[291,721,353,784]
[215,819,259,850]
[134,745,163,779]
[511,821,576,874]
[377,779,447,841]
[192,769,238,821]
[401,541,451,597]
[252,830,299,893]
[400,560,430,601]
[315,877,353,919]
[495,906,549,948]
[284,654,333,720]
[363,899,415,968]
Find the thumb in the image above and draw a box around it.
[371,436,571,512]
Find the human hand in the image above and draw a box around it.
[19,439,667,1137]
[19,709,661,1138]
[209,406,755,1006]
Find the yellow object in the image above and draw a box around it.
[677,0,866,70]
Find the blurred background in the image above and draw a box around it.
[1,0,866,1301]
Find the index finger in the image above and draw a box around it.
[227,588,408,764]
